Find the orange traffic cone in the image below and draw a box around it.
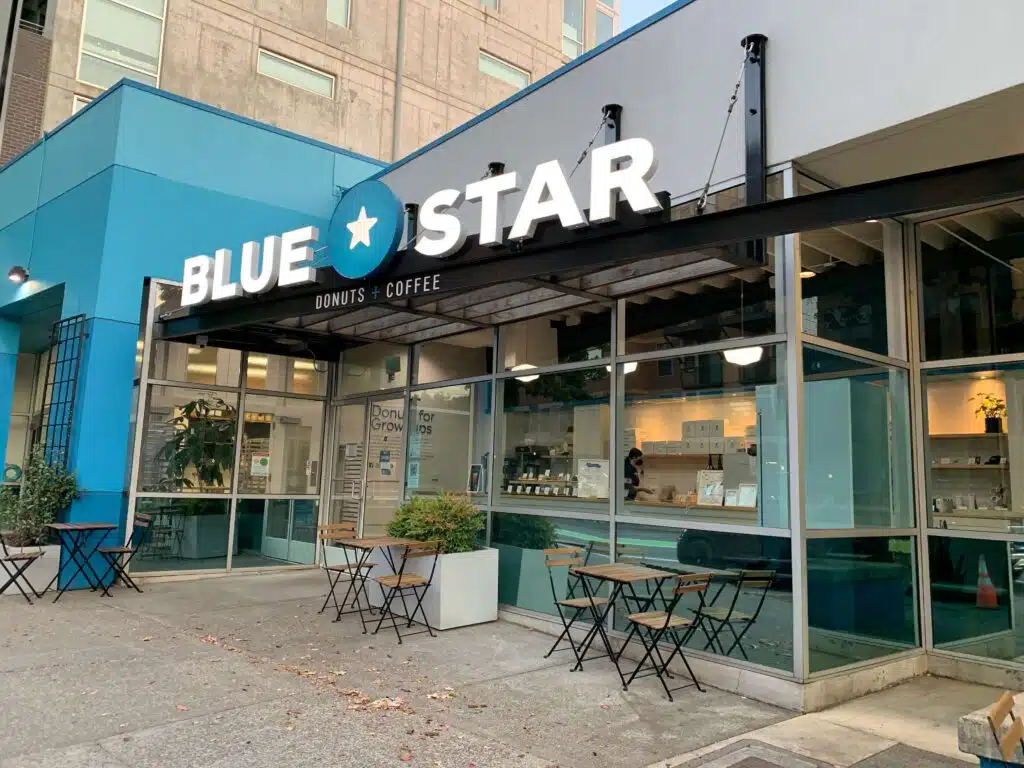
[977,555,999,609]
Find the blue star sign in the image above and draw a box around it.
[326,180,405,279]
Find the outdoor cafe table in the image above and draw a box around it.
[45,522,118,602]
[570,562,677,687]
[332,536,417,628]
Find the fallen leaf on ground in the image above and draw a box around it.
[175,704,189,712]
[599,703,610,710]
[200,635,218,644]
[427,691,455,700]
[141,636,152,642]
[400,752,413,762]
[369,697,406,710]
[467,704,487,709]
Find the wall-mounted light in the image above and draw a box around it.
[723,346,764,366]
[512,363,539,382]
[7,266,28,284]
[605,361,638,374]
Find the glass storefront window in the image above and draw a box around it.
[492,511,610,616]
[799,219,897,357]
[237,394,324,495]
[616,522,793,672]
[929,535,1021,662]
[339,342,408,396]
[498,307,611,372]
[4,353,37,480]
[406,383,492,501]
[619,346,789,528]
[133,497,231,572]
[803,346,913,529]
[496,367,610,513]
[919,200,1024,360]
[235,498,318,566]
[415,329,493,384]
[246,353,327,396]
[807,536,918,672]
[137,387,238,493]
[923,363,1024,533]
[149,341,242,387]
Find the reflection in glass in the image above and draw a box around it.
[799,220,892,356]
[364,398,405,536]
[137,387,238,493]
[235,499,318,566]
[807,536,918,672]
[237,394,324,495]
[614,523,792,671]
[924,364,1022,532]
[496,367,610,513]
[415,329,493,384]
[133,497,231,572]
[492,511,609,616]
[929,536,1022,661]
[329,403,366,529]
[406,383,492,501]
[148,341,242,386]
[339,343,408,396]
[620,346,788,527]
[246,352,327,396]
[499,307,610,371]
[920,201,1024,360]
[803,347,913,528]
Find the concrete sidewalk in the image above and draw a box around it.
[0,571,997,767]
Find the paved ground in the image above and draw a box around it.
[0,571,1000,767]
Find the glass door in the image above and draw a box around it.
[329,403,368,531]
[363,397,406,536]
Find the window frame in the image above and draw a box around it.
[477,50,530,90]
[256,49,336,99]
[561,0,584,58]
[76,0,167,89]
[72,95,92,114]
[595,5,615,46]
[326,0,351,28]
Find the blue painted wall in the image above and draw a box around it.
[0,81,384,585]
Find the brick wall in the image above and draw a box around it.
[0,27,51,165]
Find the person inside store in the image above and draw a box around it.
[624,448,655,501]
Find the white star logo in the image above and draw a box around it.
[346,206,378,250]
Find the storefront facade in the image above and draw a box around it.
[4,0,1024,710]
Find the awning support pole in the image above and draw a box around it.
[741,33,768,265]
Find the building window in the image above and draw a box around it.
[256,49,335,99]
[477,51,530,90]
[72,95,92,114]
[78,0,165,89]
[326,0,350,27]
[595,7,614,45]
[562,0,584,58]
[481,0,498,8]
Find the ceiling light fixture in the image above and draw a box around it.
[7,266,28,284]
[800,269,816,279]
[723,346,764,366]
[605,361,638,375]
[866,219,879,223]
[512,363,539,382]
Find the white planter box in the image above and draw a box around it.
[0,543,60,598]
[363,547,498,631]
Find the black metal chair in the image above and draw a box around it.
[697,569,775,660]
[542,546,609,668]
[0,530,45,604]
[624,572,712,701]
[372,541,440,644]
[96,513,153,595]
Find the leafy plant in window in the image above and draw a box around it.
[971,392,1006,434]
[157,398,237,491]
[0,444,78,546]
[491,512,555,550]
[387,493,485,554]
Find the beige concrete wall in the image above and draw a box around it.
[35,0,612,162]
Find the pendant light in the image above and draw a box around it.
[722,272,763,366]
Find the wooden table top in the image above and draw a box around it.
[336,536,416,550]
[47,522,117,532]
[572,563,676,583]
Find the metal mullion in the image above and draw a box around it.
[333,384,409,405]
[493,357,611,380]
[146,378,242,394]
[616,333,787,367]
[316,361,339,563]
[135,492,232,500]
[243,388,327,402]
[225,351,248,571]
[805,527,918,539]
[125,282,159,555]
[235,494,322,500]
[486,327,499,538]
[608,301,618,634]
[798,334,910,370]
[410,373,495,393]
[617,514,790,537]
[920,352,1024,370]
[926,528,1024,543]
[489,504,610,523]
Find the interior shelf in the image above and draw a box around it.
[929,433,1006,439]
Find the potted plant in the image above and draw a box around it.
[365,493,497,630]
[971,393,1006,434]
[0,444,78,597]
[491,512,561,613]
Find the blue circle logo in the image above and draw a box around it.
[326,180,404,279]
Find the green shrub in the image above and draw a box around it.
[387,493,485,554]
[0,444,79,546]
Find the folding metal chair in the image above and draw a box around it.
[372,541,440,644]
[0,531,45,604]
[316,523,374,622]
[623,572,712,701]
[541,547,609,667]
[97,513,154,595]
[698,569,775,660]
